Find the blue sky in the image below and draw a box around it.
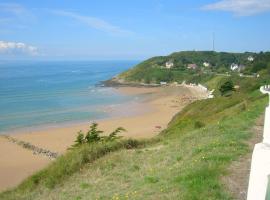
[0,0,270,60]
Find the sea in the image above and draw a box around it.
[0,60,140,133]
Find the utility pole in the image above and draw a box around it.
[212,32,215,52]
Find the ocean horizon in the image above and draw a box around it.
[0,60,140,133]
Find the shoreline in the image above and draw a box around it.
[0,84,209,192]
[0,100,151,137]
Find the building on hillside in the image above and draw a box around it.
[187,64,198,70]
[203,62,210,67]
[230,63,239,71]
[230,63,246,72]
[160,81,167,85]
[248,56,254,62]
[165,61,174,69]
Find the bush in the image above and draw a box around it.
[194,121,205,129]
[219,81,235,96]
[72,123,126,147]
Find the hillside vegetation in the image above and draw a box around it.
[1,52,270,200]
[118,51,270,84]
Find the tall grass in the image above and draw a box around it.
[0,139,148,199]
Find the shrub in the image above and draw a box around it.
[73,123,126,147]
[194,121,205,129]
[219,81,235,96]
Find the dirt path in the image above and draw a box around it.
[222,115,264,200]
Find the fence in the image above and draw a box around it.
[247,85,270,200]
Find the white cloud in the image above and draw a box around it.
[52,10,133,35]
[202,0,270,16]
[0,41,38,56]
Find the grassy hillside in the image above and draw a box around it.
[1,52,270,200]
[117,51,270,84]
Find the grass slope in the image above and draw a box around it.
[117,51,270,85]
[0,76,268,200]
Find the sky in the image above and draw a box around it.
[0,0,270,60]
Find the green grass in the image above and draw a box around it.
[0,76,269,200]
[0,139,149,199]
[118,51,270,85]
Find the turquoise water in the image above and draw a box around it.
[0,60,139,133]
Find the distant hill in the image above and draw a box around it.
[113,51,270,85]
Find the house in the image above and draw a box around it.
[203,62,210,67]
[160,81,167,85]
[165,61,174,69]
[230,63,239,71]
[187,64,198,70]
[248,56,254,62]
[230,63,245,72]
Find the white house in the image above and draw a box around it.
[248,56,254,62]
[165,61,174,69]
[203,62,210,67]
[160,81,167,85]
[230,63,246,72]
[230,63,239,71]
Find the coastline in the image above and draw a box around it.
[0,84,209,191]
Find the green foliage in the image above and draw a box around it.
[219,81,235,96]
[252,62,266,73]
[73,123,126,147]
[120,51,249,81]
[85,123,103,143]
[73,131,85,147]
[108,127,126,141]
[119,51,270,86]
[194,121,205,129]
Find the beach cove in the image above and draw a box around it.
[0,84,208,191]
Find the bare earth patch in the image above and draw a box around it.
[222,115,264,200]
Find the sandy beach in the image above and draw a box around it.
[0,85,208,191]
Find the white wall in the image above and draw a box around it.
[247,86,270,200]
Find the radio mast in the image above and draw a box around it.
[212,32,215,52]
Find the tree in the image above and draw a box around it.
[107,127,126,141]
[219,81,235,96]
[72,123,127,148]
[73,130,85,147]
[85,123,103,143]
[252,62,266,73]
